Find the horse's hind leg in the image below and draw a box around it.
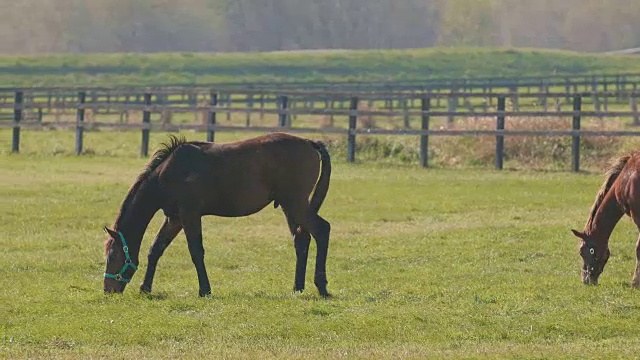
[284,214,311,292]
[633,234,640,288]
[307,213,331,298]
[283,203,331,297]
[181,213,212,297]
[141,217,182,294]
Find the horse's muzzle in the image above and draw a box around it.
[104,278,126,294]
[581,270,599,285]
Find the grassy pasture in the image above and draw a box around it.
[1,47,640,86]
[2,131,640,359]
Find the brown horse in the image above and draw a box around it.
[103,132,332,297]
[571,152,640,287]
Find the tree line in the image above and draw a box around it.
[2,0,639,54]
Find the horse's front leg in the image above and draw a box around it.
[140,217,182,294]
[181,213,212,297]
[633,234,640,288]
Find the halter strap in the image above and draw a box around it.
[104,231,138,283]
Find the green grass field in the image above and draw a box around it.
[2,47,640,86]
[2,131,640,359]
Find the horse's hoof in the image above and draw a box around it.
[317,286,332,299]
[140,285,152,294]
[199,290,212,297]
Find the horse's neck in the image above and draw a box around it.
[114,178,161,259]
[587,190,624,244]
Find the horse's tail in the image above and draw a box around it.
[585,153,633,229]
[309,141,332,213]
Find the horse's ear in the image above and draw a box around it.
[103,226,118,238]
[571,229,586,240]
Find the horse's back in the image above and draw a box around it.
[158,133,322,217]
[212,132,316,156]
[207,132,320,177]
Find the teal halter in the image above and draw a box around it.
[104,231,138,284]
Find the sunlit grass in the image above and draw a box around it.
[2,136,640,358]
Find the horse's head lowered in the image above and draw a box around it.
[571,229,610,285]
[103,227,138,294]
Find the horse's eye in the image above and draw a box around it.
[589,248,594,255]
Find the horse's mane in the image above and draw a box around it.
[105,135,187,254]
[585,152,634,231]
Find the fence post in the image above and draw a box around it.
[347,96,358,163]
[289,100,296,126]
[402,98,410,128]
[329,99,335,126]
[207,91,218,142]
[12,90,23,153]
[592,78,600,111]
[75,91,86,155]
[447,91,457,127]
[259,95,265,120]
[509,86,519,111]
[631,93,639,126]
[603,81,609,111]
[420,96,430,168]
[278,95,288,127]
[572,95,582,172]
[616,75,622,101]
[246,94,253,127]
[141,93,152,157]
[496,96,506,170]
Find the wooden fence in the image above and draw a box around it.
[1,85,637,123]
[4,72,635,94]
[203,72,640,95]
[2,87,640,172]
[1,72,640,115]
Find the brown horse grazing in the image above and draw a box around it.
[571,152,640,287]
[103,132,332,297]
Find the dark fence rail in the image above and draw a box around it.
[2,72,639,93]
[2,86,640,172]
[1,73,640,100]
[192,72,640,93]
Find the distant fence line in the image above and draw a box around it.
[1,87,638,124]
[2,87,640,172]
[3,72,639,94]
[188,72,640,94]
[1,86,637,124]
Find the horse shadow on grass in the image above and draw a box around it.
[136,290,339,302]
